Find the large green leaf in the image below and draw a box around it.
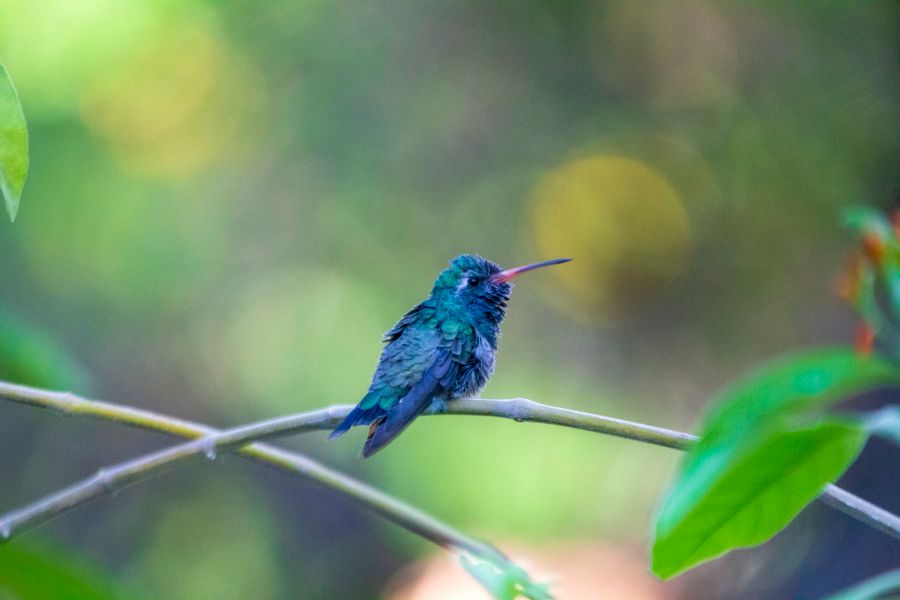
[653,419,867,579]
[692,349,897,457]
[0,63,28,222]
[652,349,899,579]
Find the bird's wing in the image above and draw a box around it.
[381,301,431,343]
[362,345,457,457]
[329,322,443,442]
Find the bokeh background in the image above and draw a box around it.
[0,1,897,598]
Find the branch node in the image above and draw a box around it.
[1,380,898,548]
[96,468,120,497]
[200,437,218,461]
[508,398,531,422]
[52,391,82,415]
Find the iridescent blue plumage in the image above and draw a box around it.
[330,254,571,457]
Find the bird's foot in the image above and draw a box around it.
[425,398,448,415]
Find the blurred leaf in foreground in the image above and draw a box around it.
[0,62,28,221]
[653,419,866,579]
[0,541,118,600]
[652,349,900,579]
[694,350,898,452]
[460,554,552,600]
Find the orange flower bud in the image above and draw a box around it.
[862,231,886,265]
[834,253,864,302]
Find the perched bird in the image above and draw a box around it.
[330,254,571,457]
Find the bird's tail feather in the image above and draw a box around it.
[361,398,428,458]
[361,379,447,458]
[328,406,373,440]
[330,397,432,456]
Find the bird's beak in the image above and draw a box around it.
[490,258,572,284]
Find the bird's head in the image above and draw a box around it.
[431,254,572,312]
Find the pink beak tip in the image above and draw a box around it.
[492,257,572,283]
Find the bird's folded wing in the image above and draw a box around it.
[362,348,456,457]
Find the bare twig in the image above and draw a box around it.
[819,483,900,540]
[449,397,695,449]
[1,380,897,546]
[0,381,504,563]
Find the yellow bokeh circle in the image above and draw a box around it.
[530,155,691,323]
[80,22,265,177]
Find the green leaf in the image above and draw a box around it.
[652,349,898,580]
[864,405,900,446]
[0,62,28,222]
[820,568,900,600]
[0,540,118,599]
[653,419,867,579]
[689,349,898,469]
[460,554,552,600]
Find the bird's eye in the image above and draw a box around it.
[468,277,480,287]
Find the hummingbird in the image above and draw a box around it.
[329,254,572,457]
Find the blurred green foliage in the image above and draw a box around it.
[0,0,897,597]
[0,310,87,390]
[653,350,899,578]
[130,483,284,599]
[840,206,900,363]
[0,541,117,600]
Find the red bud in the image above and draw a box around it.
[854,323,875,355]
[862,231,886,265]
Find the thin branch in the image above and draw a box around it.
[0,381,691,447]
[1,380,898,544]
[819,483,900,540]
[449,397,695,450]
[0,381,504,563]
